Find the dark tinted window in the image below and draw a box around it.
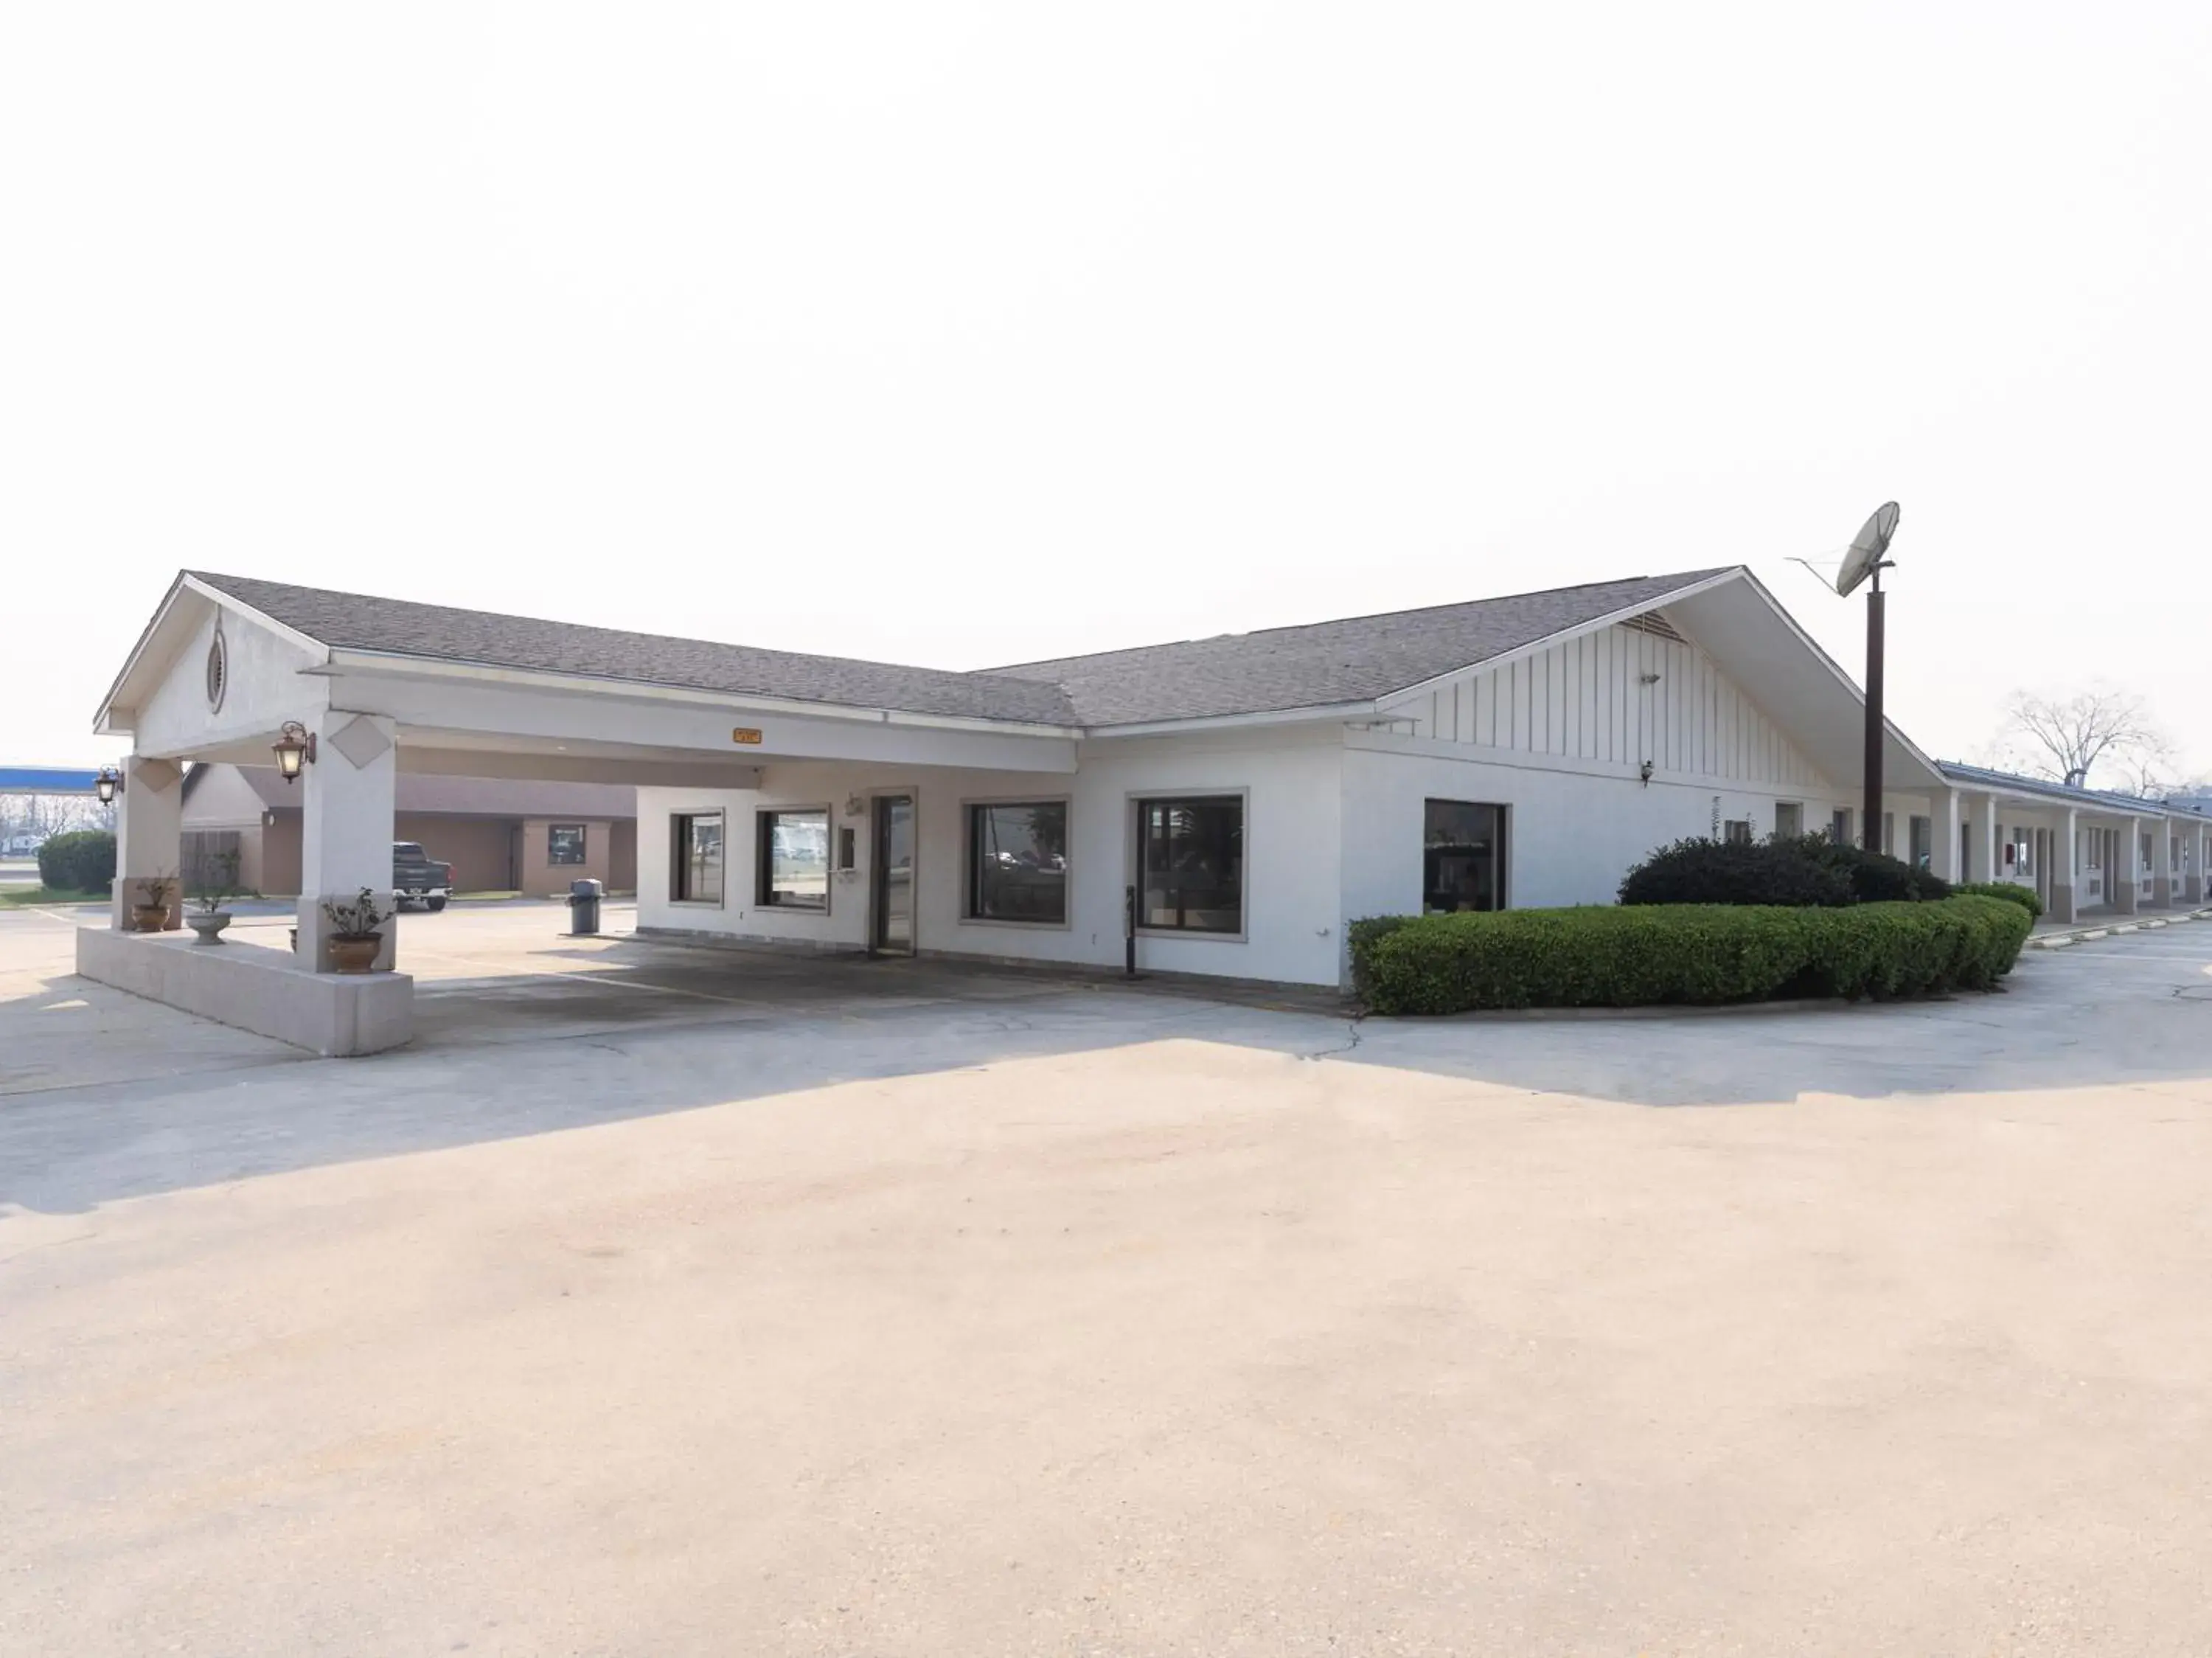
[1138,797,1242,933]
[548,823,586,866]
[672,813,723,903]
[968,802,1067,923]
[1424,799,1505,912]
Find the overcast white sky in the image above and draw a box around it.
[4,2,2207,775]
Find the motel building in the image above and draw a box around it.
[83,567,2211,1054]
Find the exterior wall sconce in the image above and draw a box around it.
[95,767,124,804]
[272,721,317,782]
[1638,760,1655,787]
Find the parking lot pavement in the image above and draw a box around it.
[4,908,2212,1654]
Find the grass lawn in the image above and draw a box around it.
[0,887,102,909]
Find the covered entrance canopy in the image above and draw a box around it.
[88,572,1082,1048]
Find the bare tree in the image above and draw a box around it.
[1992,687,2174,793]
[0,792,111,844]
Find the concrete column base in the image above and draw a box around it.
[77,926,413,1056]
[2118,881,2139,915]
[2188,875,2205,906]
[297,891,400,974]
[2048,884,2076,925]
[2153,876,2173,908]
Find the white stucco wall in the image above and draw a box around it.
[636,726,1346,986]
[132,599,326,758]
[1342,733,1941,918]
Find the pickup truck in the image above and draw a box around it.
[392,842,453,912]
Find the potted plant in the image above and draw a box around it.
[132,872,178,934]
[321,887,389,973]
[185,850,242,946]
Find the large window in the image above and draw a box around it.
[1774,802,1804,839]
[1908,815,1933,869]
[967,802,1068,923]
[1137,796,1243,934]
[759,808,831,909]
[548,823,587,866]
[1829,808,1854,846]
[672,812,723,903]
[1425,799,1506,912]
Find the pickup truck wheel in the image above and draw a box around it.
[426,896,448,912]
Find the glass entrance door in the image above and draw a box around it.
[872,794,915,954]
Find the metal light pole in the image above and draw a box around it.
[1863,564,1884,851]
[1832,502,1900,854]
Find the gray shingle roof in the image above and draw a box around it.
[1936,760,2192,816]
[189,572,1082,726]
[190,565,1737,732]
[991,568,1737,725]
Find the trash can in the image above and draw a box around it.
[567,878,603,936]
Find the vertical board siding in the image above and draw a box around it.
[1396,622,1823,787]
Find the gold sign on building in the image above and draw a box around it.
[731,727,764,745]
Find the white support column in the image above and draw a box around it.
[2153,816,2174,908]
[1934,788,1964,883]
[1978,792,2000,889]
[2193,822,2208,906]
[109,755,185,932]
[296,713,399,972]
[2117,818,2141,915]
[2051,808,2077,923]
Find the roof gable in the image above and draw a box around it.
[995,568,1739,726]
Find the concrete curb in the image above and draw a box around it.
[2024,909,2212,950]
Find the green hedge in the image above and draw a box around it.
[1952,881,2043,920]
[35,829,116,895]
[1351,895,2034,1015]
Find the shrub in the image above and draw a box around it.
[1351,895,2032,1016]
[1789,834,1952,903]
[1618,837,1853,907]
[1953,881,2043,920]
[1619,833,1947,907]
[35,829,116,895]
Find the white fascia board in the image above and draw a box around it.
[1081,700,1382,740]
[1371,567,1750,715]
[314,648,1086,740]
[97,574,336,735]
[92,572,192,734]
[1711,569,1950,791]
[180,575,330,658]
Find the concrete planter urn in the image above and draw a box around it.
[328,935,382,974]
[130,873,178,934]
[185,910,234,946]
[321,887,392,976]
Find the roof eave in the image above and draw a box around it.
[1370,566,1750,713]
[317,648,1087,739]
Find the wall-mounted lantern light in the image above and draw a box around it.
[94,767,123,805]
[1638,760,1655,788]
[272,721,317,783]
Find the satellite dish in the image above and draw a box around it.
[1834,501,1901,596]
